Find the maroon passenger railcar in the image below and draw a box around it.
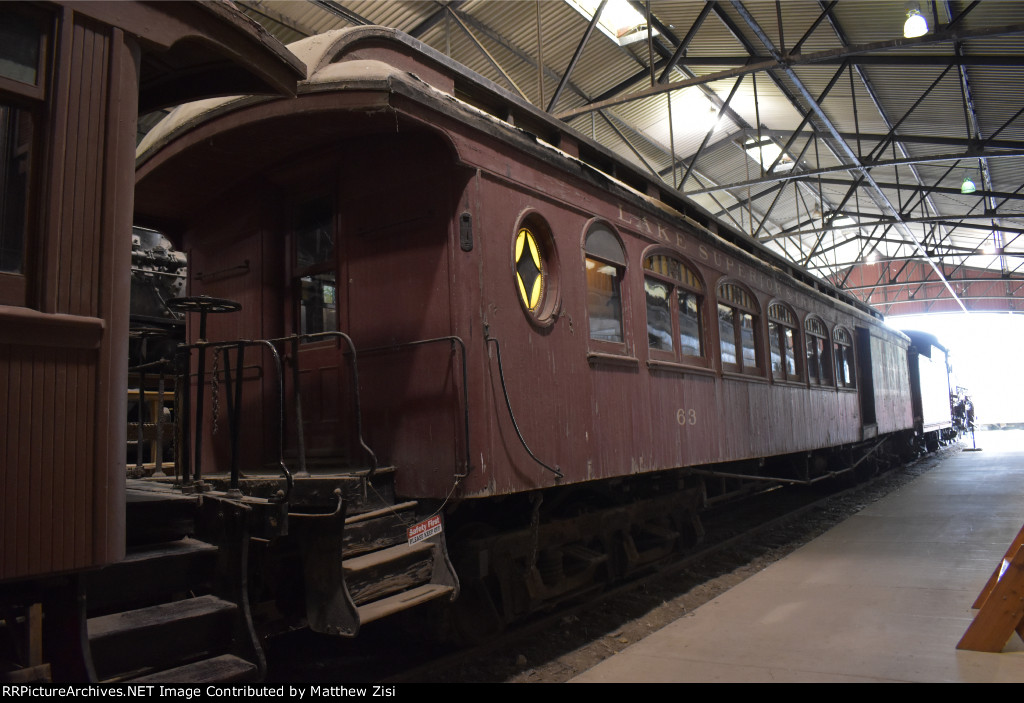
[0,0,303,681]
[133,27,919,639]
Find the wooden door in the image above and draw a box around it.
[288,196,351,461]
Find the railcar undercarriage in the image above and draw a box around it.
[440,431,922,640]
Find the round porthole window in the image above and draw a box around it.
[515,227,544,311]
[512,214,559,326]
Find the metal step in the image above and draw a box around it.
[343,501,419,557]
[125,492,202,545]
[86,539,218,615]
[344,541,436,605]
[357,584,456,625]
[128,654,258,684]
[299,491,459,636]
[88,595,236,681]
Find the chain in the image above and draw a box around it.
[210,348,219,435]
[174,362,183,482]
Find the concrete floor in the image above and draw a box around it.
[572,430,1024,683]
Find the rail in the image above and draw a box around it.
[690,437,889,487]
[175,338,291,499]
[127,357,175,477]
[483,326,563,480]
[269,331,378,478]
[174,326,471,497]
[357,335,472,480]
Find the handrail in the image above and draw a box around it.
[175,338,292,501]
[483,326,563,480]
[175,331,469,498]
[266,331,378,478]
[357,335,472,480]
[128,356,175,476]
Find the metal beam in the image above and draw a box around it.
[680,75,745,189]
[843,276,1022,292]
[739,128,1024,152]
[684,147,1024,195]
[658,1,716,83]
[547,0,606,113]
[311,0,371,26]
[805,177,1024,203]
[768,218,1024,243]
[729,1,967,310]
[641,54,1024,68]
[814,1,975,308]
[408,1,465,38]
[553,19,1024,120]
[446,8,528,100]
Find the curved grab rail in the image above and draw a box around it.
[358,335,472,480]
[483,326,563,480]
[268,331,378,478]
[176,338,292,501]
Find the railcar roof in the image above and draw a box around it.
[137,25,885,323]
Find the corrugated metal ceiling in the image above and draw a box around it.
[229,0,1024,315]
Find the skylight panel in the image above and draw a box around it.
[565,0,659,46]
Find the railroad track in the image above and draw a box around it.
[267,446,956,683]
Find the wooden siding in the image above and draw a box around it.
[55,19,109,317]
[871,333,914,435]
[0,13,134,581]
[1,342,97,577]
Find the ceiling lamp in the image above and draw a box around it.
[904,8,928,38]
[961,176,977,194]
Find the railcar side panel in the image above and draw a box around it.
[869,333,914,435]
[134,28,919,505]
[184,197,281,473]
[645,371,718,467]
[0,10,137,580]
[918,349,952,433]
[442,111,906,495]
[907,335,953,434]
[455,131,891,494]
[0,0,304,585]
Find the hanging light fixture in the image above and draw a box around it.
[904,8,928,38]
[960,175,977,194]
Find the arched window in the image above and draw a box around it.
[834,327,856,388]
[805,316,833,386]
[717,282,760,374]
[584,223,625,344]
[644,254,704,361]
[767,302,800,381]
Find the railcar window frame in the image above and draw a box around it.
[717,281,762,376]
[767,301,801,382]
[833,326,856,389]
[0,5,49,308]
[513,212,560,328]
[291,195,340,340]
[642,250,707,368]
[583,221,627,353]
[805,315,834,387]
